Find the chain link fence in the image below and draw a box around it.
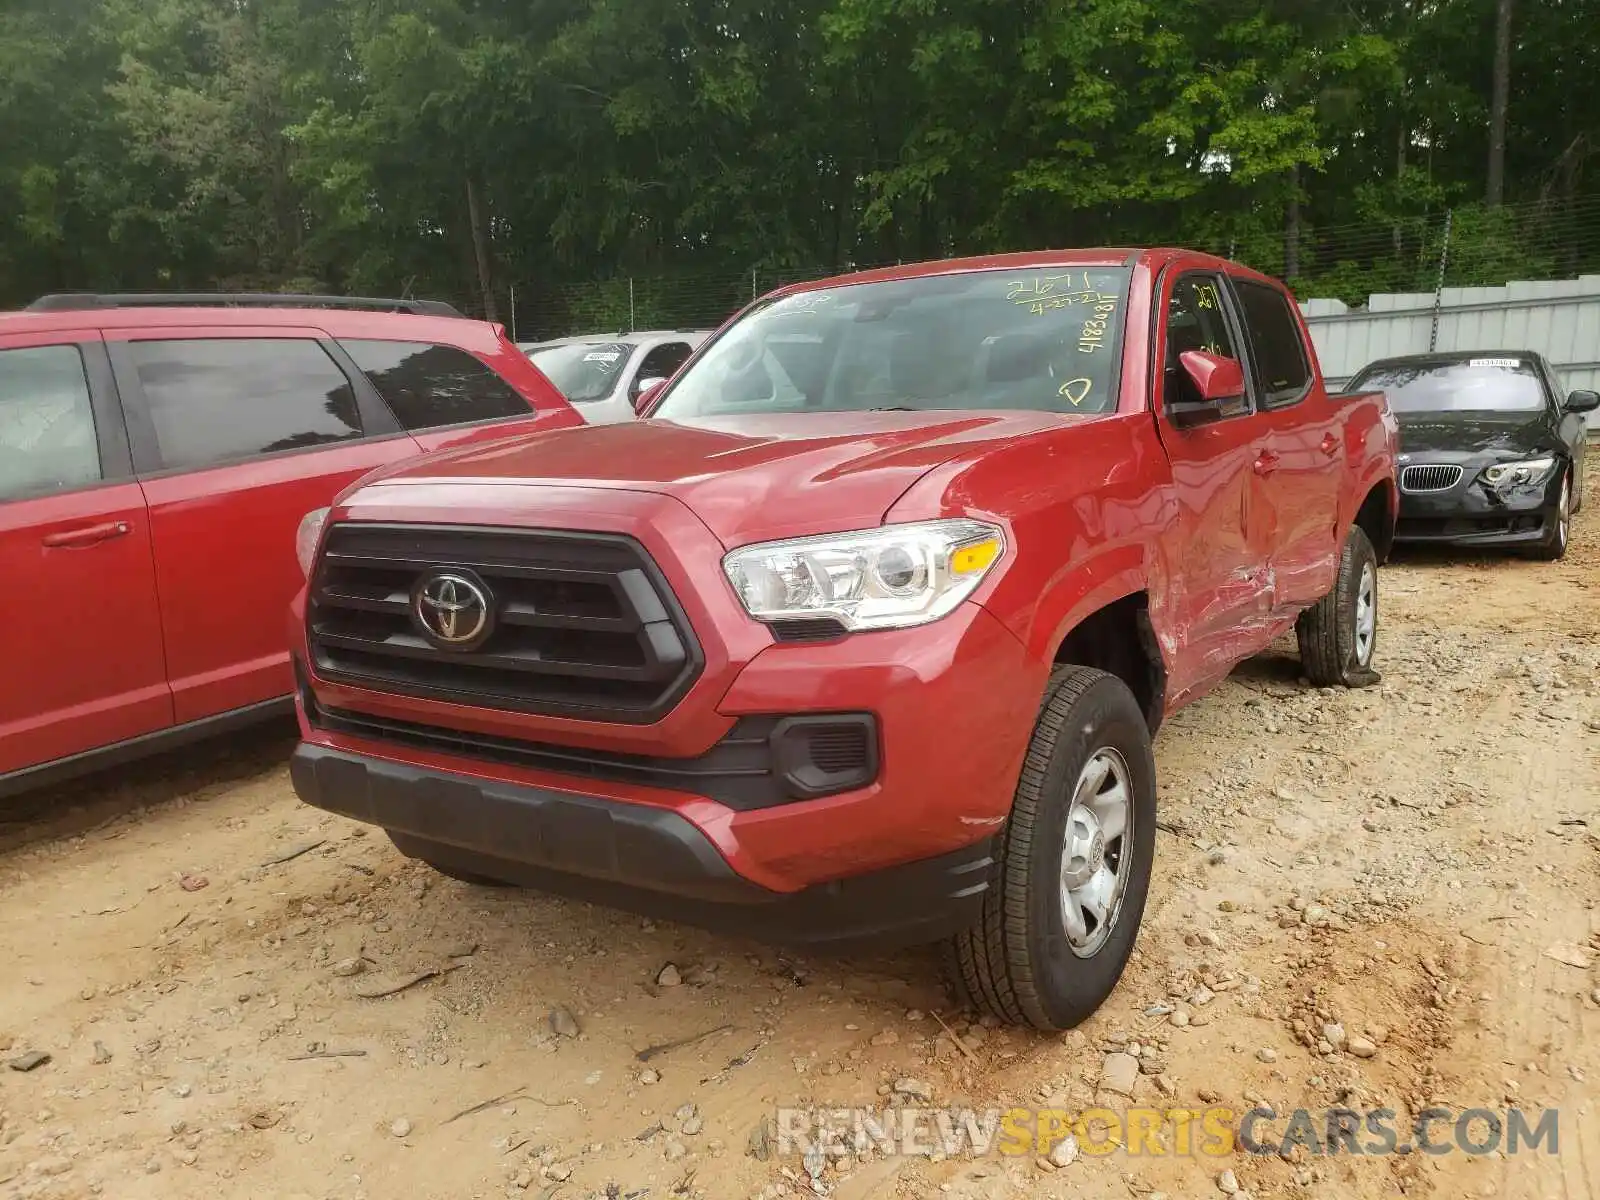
[444,194,1600,340]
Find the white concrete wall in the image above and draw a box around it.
[1298,276,1600,429]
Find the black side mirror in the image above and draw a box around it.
[1565,389,1600,414]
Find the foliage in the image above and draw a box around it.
[2,0,1598,312]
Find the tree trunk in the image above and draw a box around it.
[465,169,499,322]
[1487,0,1513,206]
[1284,164,1302,280]
[1393,119,1406,256]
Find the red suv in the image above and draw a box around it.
[0,293,579,796]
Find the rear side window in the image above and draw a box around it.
[127,338,361,471]
[342,340,530,430]
[1233,280,1311,407]
[0,344,102,502]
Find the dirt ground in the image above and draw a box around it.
[4,482,1598,1200]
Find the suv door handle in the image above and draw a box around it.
[1319,433,1340,457]
[42,521,130,549]
[1252,451,1280,477]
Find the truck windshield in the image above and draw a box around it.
[1349,358,1546,414]
[652,266,1132,419]
[527,342,633,403]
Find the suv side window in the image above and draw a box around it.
[342,340,529,430]
[634,342,694,393]
[127,338,361,472]
[1163,274,1248,418]
[0,344,103,502]
[1233,279,1312,409]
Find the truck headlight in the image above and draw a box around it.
[1481,456,1555,488]
[723,518,1006,632]
[296,507,331,578]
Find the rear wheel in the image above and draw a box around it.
[1297,525,1381,687]
[944,666,1156,1031]
[1528,470,1571,561]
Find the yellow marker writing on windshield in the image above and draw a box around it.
[1059,377,1092,406]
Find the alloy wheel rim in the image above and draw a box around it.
[1354,561,1377,666]
[1060,747,1134,958]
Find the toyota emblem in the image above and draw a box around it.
[412,571,493,648]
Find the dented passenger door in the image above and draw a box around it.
[1150,270,1275,699]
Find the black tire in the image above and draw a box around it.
[1296,525,1381,688]
[386,832,515,888]
[1527,468,1571,561]
[943,666,1156,1031]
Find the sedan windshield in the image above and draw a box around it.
[527,342,633,403]
[652,266,1132,420]
[1349,358,1546,414]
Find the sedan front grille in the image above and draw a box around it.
[1400,464,1464,493]
[308,524,702,723]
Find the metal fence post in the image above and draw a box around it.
[1429,209,1453,352]
[751,266,758,303]
[628,277,636,333]
[509,284,517,343]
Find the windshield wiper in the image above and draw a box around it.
[868,406,918,412]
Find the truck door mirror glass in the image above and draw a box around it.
[1171,350,1247,426]
[1564,389,1600,414]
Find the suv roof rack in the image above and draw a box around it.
[26,292,464,318]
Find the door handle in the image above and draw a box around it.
[42,521,130,549]
[1253,451,1280,477]
[1319,432,1340,457]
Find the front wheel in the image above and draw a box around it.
[1296,524,1381,687]
[1527,469,1571,561]
[944,666,1156,1031]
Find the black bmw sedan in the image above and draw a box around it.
[1345,351,1598,560]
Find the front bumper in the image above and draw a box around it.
[1395,466,1562,547]
[291,585,1043,946]
[291,741,999,950]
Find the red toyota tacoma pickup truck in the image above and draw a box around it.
[289,249,1398,1030]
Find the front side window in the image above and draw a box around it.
[1349,358,1547,414]
[343,340,531,429]
[652,267,1133,420]
[128,338,361,471]
[0,344,101,502]
[635,342,694,392]
[1233,279,1311,407]
[1163,274,1246,415]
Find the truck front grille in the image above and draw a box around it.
[307,523,702,723]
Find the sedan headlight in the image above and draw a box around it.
[295,507,331,577]
[723,519,1006,632]
[1481,456,1556,488]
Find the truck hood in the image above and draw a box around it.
[361,410,1091,546]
